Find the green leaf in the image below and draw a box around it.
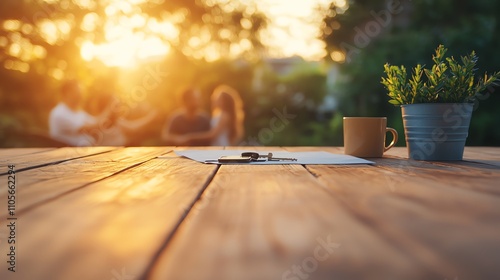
[383,44,500,105]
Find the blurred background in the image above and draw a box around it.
[1,0,499,147]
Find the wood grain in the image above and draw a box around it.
[385,146,500,167]
[0,146,117,175]
[306,159,500,279]
[463,147,500,167]
[148,155,440,280]
[0,148,56,158]
[0,147,170,218]
[1,146,499,280]
[306,147,500,195]
[0,150,218,280]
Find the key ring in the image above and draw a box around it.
[241,152,297,161]
[241,152,265,160]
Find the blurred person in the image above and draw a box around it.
[94,93,157,146]
[178,85,245,146]
[162,88,211,146]
[48,80,112,146]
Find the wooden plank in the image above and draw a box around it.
[0,148,56,158]
[370,148,500,196]
[389,160,500,196]
[304,152,500,279]
[0,146,118,175]
[282,146,500,162]
[384,146,409,158]
[1,146,498,280]
[463,158,500,168]
[307,147,500,195]
[280,146,500,277]
[386,147,500,170]
[464,147,500,159]
[147,156,447,280]
[463,147,500,167]
[0,147,171,217]
[0,150,218,280]
[385,146,500,167]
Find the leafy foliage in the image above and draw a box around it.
[0,0,267,76]
[382,45,500,104]
[321,0,500,145]
[0,0,273,147]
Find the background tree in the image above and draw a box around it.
[321,0,500,145]
[0,0,269,146]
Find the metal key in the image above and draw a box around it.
[241,152,297,161]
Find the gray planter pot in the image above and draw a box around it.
[401,103,473,161]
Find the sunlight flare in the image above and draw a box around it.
[80,35,170,68]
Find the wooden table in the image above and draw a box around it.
[1,147,499,280]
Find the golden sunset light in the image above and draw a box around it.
[259,0,347,60]
[80,34,171,68]
[1,0,345,72]
[79,1,174,68]
[74,0,339,67]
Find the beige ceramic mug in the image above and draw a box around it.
[343,117,398,157]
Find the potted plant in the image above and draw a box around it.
[381,45,500,160]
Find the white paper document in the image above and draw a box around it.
[167,150,375,165]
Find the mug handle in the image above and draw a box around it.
[384,127,398,152]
